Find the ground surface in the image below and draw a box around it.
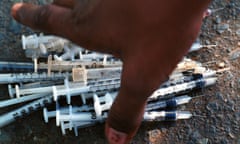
[0,0,239,144]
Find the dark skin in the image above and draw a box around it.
[11,0,211,143]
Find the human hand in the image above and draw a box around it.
[11,0,211,143]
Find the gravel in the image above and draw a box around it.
[0,0,239,143]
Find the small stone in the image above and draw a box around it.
[238,78,240,84]
[147,129,162,143]
[217,24,230,34]
[237,29,240,37]
[209,126,216,136]
[236,24,240,28]
[190,130,202,142]
[229,50,240,60]
[235,112,240,121]
[216,92,225,101]
[206,102,219,112]
[33,136,38,141]
[215,17,222,24]
[226,48,231,53]
[198,138,209,144]
[228,132,235,139]
[218,62,225,68]
[186,125,193,135]
[161,128,167,133]
[178,135,183,140]
[226,71,233,80]
[216,114,224,120]
[230,81,235,88]
[225,127,231,133]
[220,139,229,144]
[205,40,210,45]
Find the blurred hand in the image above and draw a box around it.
[11,0,210,143]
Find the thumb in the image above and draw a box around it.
[104,58,174,143]
[105,91,147,144]
[11,3,74,36]
[105,123,133,144]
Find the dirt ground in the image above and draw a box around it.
[0,0,239,144]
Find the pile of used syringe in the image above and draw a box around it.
[0,33,224,136]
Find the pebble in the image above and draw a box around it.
[190,130,202,142]
[216,24,230,34]
[216,114,224,120]
[197,138,209,144]
[236,24,240,29]
[161,128,167,133]
[230,81,235,88]
[238,78,240,86]
[215,17,222,24]
[236,29,240,37]
[204,124,217,137]
[229,50,240,60]
[186,125,193,135]
[204,40,211,45]
[206,102,219,113]
[235,112,240,121]
[220,139,229,144]
[226,48,231,53]
[193,131,201,137]
[228,132,235,139]
[225,127,231,133]
[218,62,225,68]
[147,129,163,144]
[208,126,216,136]
[226,71,234,80]
[215,92,225,101]
[147,129,161,138]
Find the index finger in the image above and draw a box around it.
[11,3,123,57]
[11,3,73,36]
[52,0,75,8]
[11,3,98,51]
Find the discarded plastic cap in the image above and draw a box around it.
[205,77,217,86]
[176,111,192,119]
[175,95,192,105]
[202,70,216,78]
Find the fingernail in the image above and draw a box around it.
[11,3,24,21]
[105,124,131,144]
